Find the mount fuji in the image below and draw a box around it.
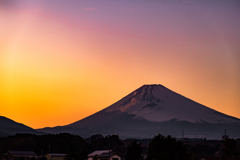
[38,84,240,139]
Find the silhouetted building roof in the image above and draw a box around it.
[88,150,112,157]
[201,157,220,160]
[48,153,66,156]
[5,150,36,156]
[97,152,118,158]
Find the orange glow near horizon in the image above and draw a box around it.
[1,1,240,129]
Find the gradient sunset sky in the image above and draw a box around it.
[1,0,240,129]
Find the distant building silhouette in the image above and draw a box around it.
[5,150,36,159]
[45,153,66,160]
[88,150,121,160]
[222,129,229,140]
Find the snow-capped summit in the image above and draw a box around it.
[38,84,240,139]
[105,84,240,124]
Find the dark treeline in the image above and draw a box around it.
[0,133,240,160]
[0,133,92,155]
[0,133,125,160]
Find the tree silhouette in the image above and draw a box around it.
[221,138,237,160]
[126,140,142,160]
[147,134,190,160]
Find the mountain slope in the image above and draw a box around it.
[0,116,39,136]
[104,84,239,124]
[38,84,240,139]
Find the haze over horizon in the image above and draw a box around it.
[1,0,240,129]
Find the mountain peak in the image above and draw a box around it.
[130,84,169,101]
[140,84,165,89]
[142,84,163,86]
[105,84,171,113]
